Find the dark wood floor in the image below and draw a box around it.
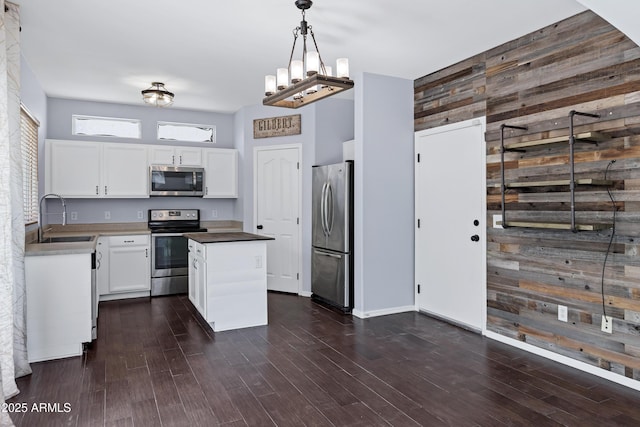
[8,293,640,426]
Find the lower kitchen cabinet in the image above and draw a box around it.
[98,234,151,300]
[25,253,92,362]
[188,238,268,332]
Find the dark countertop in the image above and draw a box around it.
[184,232,274,244]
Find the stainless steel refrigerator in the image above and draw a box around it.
[311,161,354,312]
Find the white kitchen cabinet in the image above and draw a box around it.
[45,139,149,198]
[46,139,102,197]
[107,235,150,294]
[188,239,206,315]
[96,236,109,296]
[150,146,202,166]
[25,253,92,362]
[188,238,268,332]
[203,148,238,198]
[102,143,149,197]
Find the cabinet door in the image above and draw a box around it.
[203,149,238,198]
[176,147,202,166]
[108,242,150,293]
[103,143,149,197]
[46,139,101,197]
[188,251,197,307]
[149,146,176,165]
[96,237,109,296]
[196,254,206,316]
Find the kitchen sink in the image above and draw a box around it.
[39,235,95,243]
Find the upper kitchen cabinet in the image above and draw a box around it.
[203,148,238,198]
[45,139,149,198]
[46,139,102,197]
[149,146,202,166]
[102,143,149,197]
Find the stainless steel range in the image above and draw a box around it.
[148,209,207,296]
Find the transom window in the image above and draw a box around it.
[72,115,141,139]
[157,121,216,143]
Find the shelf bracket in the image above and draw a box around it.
[500,124,528,227]
[568,110,600,232]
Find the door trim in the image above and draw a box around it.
[253,144,303,295]
[414,117,487,334]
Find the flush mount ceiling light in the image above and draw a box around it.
[263,0,354,109]
[142,82,174,107]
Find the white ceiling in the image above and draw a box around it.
[18,0,586,114]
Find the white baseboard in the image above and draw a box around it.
[484,330,640,392]
[352,305,415,319]
[298,291,312,298]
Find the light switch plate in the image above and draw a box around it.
[558,305,568,322]
[493,214,503,228]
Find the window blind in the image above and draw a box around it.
[20,105,39,224]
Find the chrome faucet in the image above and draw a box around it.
[38,193,67,243]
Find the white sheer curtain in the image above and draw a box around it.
[0,2,30,425]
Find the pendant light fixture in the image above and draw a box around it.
[142,82,174,107]
[263,0,354,109]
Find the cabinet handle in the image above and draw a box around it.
[96,185,99,195]
[104,185,108,195]
[145,248,148,257]
[205,186,208,196]
[180,155,183,164]
[172,155,175,165]
[124,240,134,243]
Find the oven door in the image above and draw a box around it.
[151,233,189,278]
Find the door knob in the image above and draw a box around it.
[470,234,480,242]
[257,225,264,230]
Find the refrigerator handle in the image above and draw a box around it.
[321,182,329,236]
[326,182,334,234]
[313,248,342,259]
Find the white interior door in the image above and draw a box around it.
[255,146,301,293]
[415,119,486,331]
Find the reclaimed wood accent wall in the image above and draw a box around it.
[415,10,640,381]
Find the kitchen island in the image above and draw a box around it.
[185,232,274,332]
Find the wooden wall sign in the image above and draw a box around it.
[253,114,301,139]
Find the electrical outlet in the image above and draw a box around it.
[70,212,78,221]
[601,315,613,333]
[212,209,218,218]
[493,214,503,228]
[104,211,111,220]
[137,211,143,219]
[558,305,568,322]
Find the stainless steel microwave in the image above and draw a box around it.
[149,165,205,197]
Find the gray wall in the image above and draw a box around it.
[236,98,354,294]
[44,98,238,223]
[354,72,415,315]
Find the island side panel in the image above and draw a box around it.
[204,240,268,331]
[25,253,92,362]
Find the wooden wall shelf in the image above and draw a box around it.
[489,178,612,188]
[501,221,610,231]
[503,131,609,150]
